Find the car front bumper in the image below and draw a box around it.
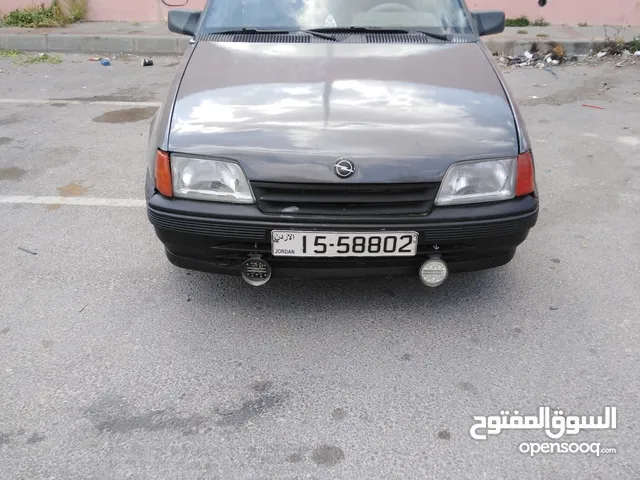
[146,192,538,279]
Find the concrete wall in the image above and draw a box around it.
[2,0,640,25]
[467,0,640,26]
[1,0,206,22]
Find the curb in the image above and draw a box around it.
[484,38,600,57]
[1,32,606,56]
[0,33,191,55]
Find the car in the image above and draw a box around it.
[145,0,539,288]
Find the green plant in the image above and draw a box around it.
[0,50,22,58]
[517,29,528,34]
[627,36,640,52]
[0,0,86,28]
[600,25,634,54]
[21,53,63,64]
[532,17,551,27]
[537,33,549,38]
[61,0,88,23]
[506,16,530,27]
[1,3,58,27]
[0,50,62,66]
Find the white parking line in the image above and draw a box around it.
[0,196,145,207]
[0,99,162,107]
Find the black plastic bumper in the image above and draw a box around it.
[146,193,538,279]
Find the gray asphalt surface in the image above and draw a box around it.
[1,53,640,479]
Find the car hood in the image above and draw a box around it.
[168,40,518,183]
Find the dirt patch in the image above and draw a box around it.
[0,114,21,127]
[519,75,611,107]
[57,182,88,197]
[60,87,156,104]
[0,166,27,181]
[92,107,157,124]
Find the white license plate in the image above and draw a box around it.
[271,231,419,257]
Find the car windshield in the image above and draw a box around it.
[202,0,474,34]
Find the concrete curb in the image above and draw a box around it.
[0,32,610,56]
[484,38,604,57]
[0,33,191,55]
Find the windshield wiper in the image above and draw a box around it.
[308,26,449,41]
[215,28,338,41]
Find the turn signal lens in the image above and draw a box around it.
[515,151,535,196]
[155,150,173,197]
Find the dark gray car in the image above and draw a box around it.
[145,0,539,287]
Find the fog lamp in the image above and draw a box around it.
[419,258,448,287]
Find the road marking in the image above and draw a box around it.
[0,99,162,107]
[0,196,145,207]
[618,136,640,147]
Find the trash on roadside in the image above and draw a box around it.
[552,44,565,60]
[497,44,571,70]
[17,247,37,255]
[635,51,640,56]
[544,67,558,77]
[141,58,154,67]
[533,84,548,87]
[582,104,605,110]
[530,95,540,99]
[597,51,608,58]
[100,58,111,66]
[88,56,102,61]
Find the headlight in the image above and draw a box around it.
[171,155,254,203]
[434,158,516,206]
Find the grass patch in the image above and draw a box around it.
[62,0,88,23]
[1,51,63,66]
[21,53,63,64]
[517,29,528,34]
[506,16,530,27]
[577,22,589,27]
[537,33,550,38]
[0,49,22,58]
[596,35,640,55]
[531,18,551,27]
[0,0,87,28]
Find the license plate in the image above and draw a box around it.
[271,231,419,257]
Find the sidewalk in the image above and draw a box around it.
[1,22,639,56]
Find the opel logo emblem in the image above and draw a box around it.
[334,158,355,179]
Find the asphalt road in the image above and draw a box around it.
[1,53,639,479]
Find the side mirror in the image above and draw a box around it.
[168,9,201,37]
[471,11,506,37]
